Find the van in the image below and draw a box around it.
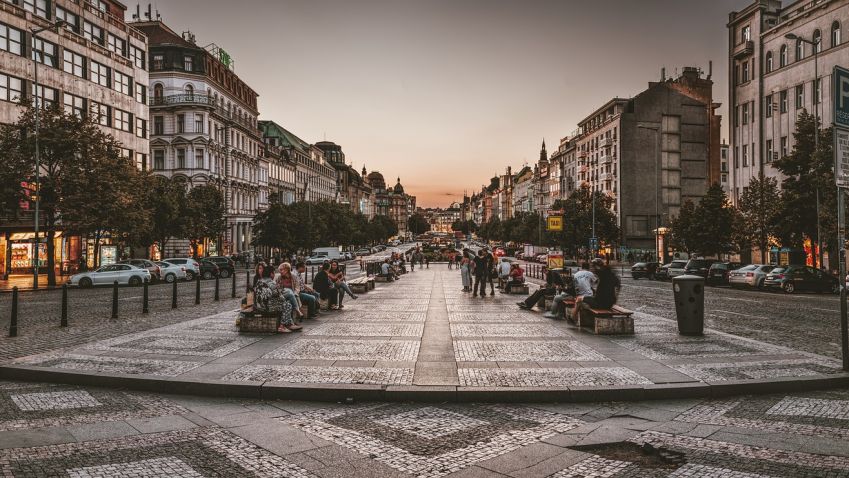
[312,247,343,261]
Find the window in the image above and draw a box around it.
[89,101,110,126]
[107,34,126,57]
[796,39,804,61]
[152,54,164,70]
[833,21,842,47]
[130,45,145,69]
[734,147,739,169]
[183,55,193,72]
[814,78,822,105]
[766,139,773,162]
[813,29,822,53]
[135,117,146,138]
[31,84,57,108]
[765,52,773,72]
[795,85,804,109]
[153,116,163,135]
[113,109,131,132]
[195,149,204,169]
[63,50,85,77]
[765,94,773,118]
[177,149,186,168]
[780,90,788,113]
[0,22,23,55]
[781,136,788,157]
[742,61,749,83]
[83,22,103,45]
[0,73,23,103]
[55,7,79,33]
[135,83,146,104]
[742,145,749,167]
[780,45,788,67]
[22,0,48,18]
[742,103,749,125]
[153,83,163,100]
[734,105,740,127]
[31,38,57,67]
[139,153,147,171]
[742,25,751,43]
[153,150,165,170]
[195,114,203,133]
[90,61,110,87]
[113,70,131,95]
[184,84,193,96]
[63,93,85,118]
[177,114,185,133]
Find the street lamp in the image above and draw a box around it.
[786,32,823,268]
[303,173,321,249]
[30,20,66,289]
[638,123,662,263]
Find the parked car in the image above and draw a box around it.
[199,259,220,280]
[343,252,354,260]
[117,259,162,282]
[163,258,201,281]
[665,260,689,279]
[631,262,660,280]
[763,265,840,294]
[355,248,372,256]
[69,264,151,288]
[706,262,743,286]
[728,264,774,289]
[535,253,548,263]
[204,256,235,278]
[684,259,724,279]
[155,261,187,283]
[306,255,329,265]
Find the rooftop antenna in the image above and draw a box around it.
[144,3,151,20]
[132,3,140,20]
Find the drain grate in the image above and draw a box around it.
[568,441,686,470]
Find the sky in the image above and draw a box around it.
[146,0,751,207]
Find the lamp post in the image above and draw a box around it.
[302,173,321,249]
[638,123,662,263]
[30,20,66,289]
[786,32,822,268]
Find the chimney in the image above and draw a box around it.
[661,67,666,81]
[708,60,713,80]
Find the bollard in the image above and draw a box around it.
[214,275,220,301]
[195,273,201,305]
[9,287,18,337]
[172,278,178,309]
[61,284,68,327]
[111,281,119,319]
[245,269,250,293]
[231,271,236,298]
[142,279,149,314]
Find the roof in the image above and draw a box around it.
[258,121,311,152]
[133,21,199,49]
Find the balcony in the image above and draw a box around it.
[599,137,615,148]
[578,151,588,159]
[600,172,614,182]
[150,94,217,108]
[600,154,614,165]
[733,40,755,59]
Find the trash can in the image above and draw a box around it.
[672,275,705,336]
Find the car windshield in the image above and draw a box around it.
[771,267,786,274]
[738,265,757,271]
[759,265,775,272]
[710,263,728,270]
[671,261,687,268]
[633,263,646,267]
[686,260,711,268]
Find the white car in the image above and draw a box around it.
[666,260,688,279]
[69,264,151,288]
[729,264,774,289]
[162,258,201,281]
[155,261,188,283]
[306,255,328,265]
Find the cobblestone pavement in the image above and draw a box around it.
[0,380,848,477]
[4,269,847,391]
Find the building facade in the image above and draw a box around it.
[314,142,373,218]
[1,0,149,277]
[364,170,415,237]
[728,0,848,203]
[258,121,336,205]
[262,140,297,206]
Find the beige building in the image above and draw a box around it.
[728,0,849,202]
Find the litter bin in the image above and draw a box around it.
[672,275,705,336]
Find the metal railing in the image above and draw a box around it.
[150,94,218,107]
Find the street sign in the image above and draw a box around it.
[837,129,849,188]
[589,236,598,251]
[547,252,563,270]
[546,216,563,231]
[835,66,849,130]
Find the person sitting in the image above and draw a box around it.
[582,259,620,310]
[328,260,357,308]
[379,259,395,281]
[503,263,525,293]
[497,258,512,288]
[254,266,301,333]
[276,263,305,319]
[571,260,600,323]
[293,262,320,319]
[517,267,562,310]
[312,263,339,310]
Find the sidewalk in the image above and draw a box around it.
[0,275,69,292]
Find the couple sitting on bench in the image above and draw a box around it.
[553,258,620,323]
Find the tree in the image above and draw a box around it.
[773,111,835,265]
[670,184,735,257]
[0,127,27,217]
[143,176,187,257]
[407,213,431,236]
[549,186,619,257]
[669,199,696,255]
[369,215,398,244]
[737,174,781,263]
[451,220,477,235]
[183,185,226,258]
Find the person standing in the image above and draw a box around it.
[460,253,472,292]
[486,250,497,296]
[472,250,488,297]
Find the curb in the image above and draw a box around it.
[3,365,849,403]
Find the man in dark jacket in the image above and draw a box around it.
[518,267,563,310]
[312,263,337,309]
[472,250,488,298]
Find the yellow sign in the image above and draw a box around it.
[547,254,563,269]
[546,216,563,231]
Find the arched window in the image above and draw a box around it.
[184,84,193,96]
[153,83,163,99]
[813,29,822,53]
[765,51,773,72]
[796,39,805,61]
[833,21,842,47]
[780,45,788,67]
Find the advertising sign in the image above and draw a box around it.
[835,66,849,130]
[837,129,849,188]
[546,215,563,232]
[547,252,563,270]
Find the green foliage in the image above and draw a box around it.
[550,185,620,255]
[451,220,477,235]
[407,213,431,236]
[669,184,735,257]
[183,185,226,257]
[736,174,781,263]
[143,176,187,253]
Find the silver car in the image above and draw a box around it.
[155,261,188,283]
[162,258,201,281]
[69,264,151,288]
[666,260,688,279]
[729,264,774,289]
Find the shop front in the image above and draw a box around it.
[1,232,67,279]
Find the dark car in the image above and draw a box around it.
[204,256,235,278]
[763,265,840,294]
[707,262,743,286]
[117,259,162,282]
[631,262,660,280]
[199,259,220,280]
[683,259,723,278]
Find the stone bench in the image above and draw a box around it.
[374,275,390,283]
[506,284,530,295]
[576,304,634,335]
[349,277,369,294]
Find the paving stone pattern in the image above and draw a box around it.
[223,364,414,385]
[458,367,652,387]
[263,339,420,361]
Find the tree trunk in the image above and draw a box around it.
[94,231,103,267]
[46,228,56,286]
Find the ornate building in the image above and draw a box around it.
[364,170,416,237]
[315,141,373,218]
[258,121,336,204]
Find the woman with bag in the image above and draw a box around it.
[255,266,301,333]
[328,261,358,303]
[276,263,305,320]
